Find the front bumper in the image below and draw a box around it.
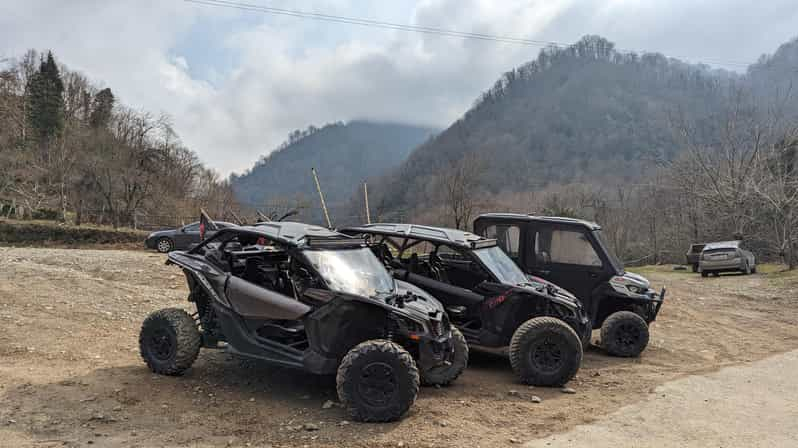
[144,237,157,249]
[647,287,666,322]
[606,286,666,324]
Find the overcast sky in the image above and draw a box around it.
[2,0,797,175]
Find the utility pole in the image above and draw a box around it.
[311,168,332,228]
[363,181,371,224]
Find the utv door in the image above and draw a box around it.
[524,224,612,317]
[394,269,484,310]
[434,245,490,290]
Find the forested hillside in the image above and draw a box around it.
[368,35,798,267]
[230,120,435,221]
[0,50,234,228]
[373,36,736,214]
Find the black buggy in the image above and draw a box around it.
[342,223,590,386]
[139,222,464,422]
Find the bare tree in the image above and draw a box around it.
[438,152,487,229]
[750,133,798,268]
[671,85,764,237]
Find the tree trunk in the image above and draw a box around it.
[75,198,83,226]
[786,209,795,270]
[60,181,68,223]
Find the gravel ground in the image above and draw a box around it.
[1,247,797,447]
[524,349,798,447]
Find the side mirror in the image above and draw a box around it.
[474,280,492,292]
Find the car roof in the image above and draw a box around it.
[342,223,494,249]
[214,222,357,247]
[702,240,741,250]
[476,213,601,230]
[185,221,236,227]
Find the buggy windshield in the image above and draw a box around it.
[304,247,396,297]
[473,246,528,286]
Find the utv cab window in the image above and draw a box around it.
[535,230,602,267]
[482,224,521,260]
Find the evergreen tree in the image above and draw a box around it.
[26,51,64,141]
[89,87,114,128]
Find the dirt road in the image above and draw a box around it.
[523,349,798,447]
[1,247,797,447]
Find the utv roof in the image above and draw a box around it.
[476,213,601,230]
[205,222,361,248]
[342,223,496,249]
[702,240,742,250]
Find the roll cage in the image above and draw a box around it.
[183,225,371,299]
[343,225,509,287]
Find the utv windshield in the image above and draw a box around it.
[303,247,396,297]
[473,246,528,286]
[592,230,624,273]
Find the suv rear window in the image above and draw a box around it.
[703,247,736,255]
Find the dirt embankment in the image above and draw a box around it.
[0,248,797,447]
[0,219,147,249]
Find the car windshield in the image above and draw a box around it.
[593,230,624,271]
[473,246,528,285]
[303,247,396,297]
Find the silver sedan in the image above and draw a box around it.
[699,241,756,277]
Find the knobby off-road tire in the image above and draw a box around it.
[420,327,468,387]
[600,311,649,358]
[336,340,419,422]
[139,308,201,375]
[509,317,583,387]
[156,237,174,253]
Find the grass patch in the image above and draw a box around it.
[0,219,148,248]
[628,264,693,276]
[754,263,791,275]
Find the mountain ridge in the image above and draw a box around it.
[230,120,437,218]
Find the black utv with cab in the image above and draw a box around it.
[139,223,465,422]
[342,223,590,387]
[474,214,665,358]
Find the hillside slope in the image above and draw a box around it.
[231,121,436,215]
[374,36,738,213]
